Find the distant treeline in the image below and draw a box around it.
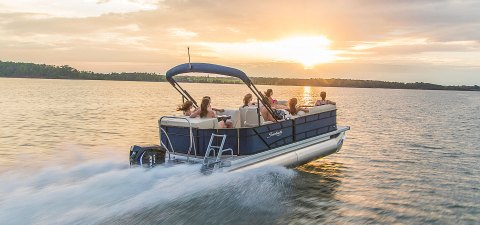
[1,60,479,91]
[250,77,480,91]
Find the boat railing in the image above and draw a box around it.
[158,116,197,162]
[159,126,175,160]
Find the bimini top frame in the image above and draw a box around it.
[165,62,277,122]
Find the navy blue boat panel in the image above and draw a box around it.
[304,110,335,123]
[238,128,269,155]
[160,126,197,155]
[207,129,238,156]
[295,116,306,124]
[196,129,212,156]
[159,109,337,156]
[294,110,337,141]
[296,117,336,134]
[296,132,306,141]
[248,120,294,154]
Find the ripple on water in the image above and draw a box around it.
[0,79,479,224]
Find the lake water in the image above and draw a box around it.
[0,78,479,224]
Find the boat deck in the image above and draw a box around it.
[166,152,247,165]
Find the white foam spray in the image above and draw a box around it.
[0,149,295,225]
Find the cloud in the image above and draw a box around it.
[0,0,160,18]
[167,28,198,38]
[347,38,480,63]
[0,0,479,84]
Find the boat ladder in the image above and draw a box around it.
[202,133,233,169]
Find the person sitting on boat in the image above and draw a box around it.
[287,98,309,116]
[241,93,256,108]
[202,96,226,113]
[177,100,194,116]
[315,91,336,106]
[265,89,274,105]
[264,89,288,110]
[190,97,233,128]
[260,96,277,122]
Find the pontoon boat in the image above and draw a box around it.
[130,63,349,172]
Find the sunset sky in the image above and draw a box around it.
[1,0,479,85]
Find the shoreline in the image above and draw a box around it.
[2,76,479,92]
[1,61,479,92]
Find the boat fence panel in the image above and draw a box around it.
[160,109,337,156]
[160,126,198,156]
[251,120,294,149]
[195,120,294,156]
[198,129,238,156]
[294,110,337,141]
[237,120,294,155]
[160,120,294,156]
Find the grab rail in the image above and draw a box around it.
[159,127,174,160]
[158,116,197,162]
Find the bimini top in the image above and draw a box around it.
[166,63,253,86]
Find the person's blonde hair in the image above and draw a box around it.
[289,98,298,115]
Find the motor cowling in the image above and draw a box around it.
[129,145,167,168]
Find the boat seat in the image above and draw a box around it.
[285,105,334,119]
[239,106,248,127]
[160,116,219,129]
[286,111,306,119]
[244,107,273,127]
[216,109,241,128]
[306,105,336,115]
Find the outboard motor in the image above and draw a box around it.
[129,145,167,168]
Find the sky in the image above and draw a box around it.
[0,0,479,85]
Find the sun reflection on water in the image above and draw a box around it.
[296,159,345,177]
[302,86,313,106]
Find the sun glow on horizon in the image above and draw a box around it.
[199,35,339,69]
[272,36,336,68]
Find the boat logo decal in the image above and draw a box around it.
[267,130,283,139]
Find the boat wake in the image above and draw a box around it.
[0,149,296,225]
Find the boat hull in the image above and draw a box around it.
[227,127,347,171]
[163,126,349,172]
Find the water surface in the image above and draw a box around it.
[0,78,479,224]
